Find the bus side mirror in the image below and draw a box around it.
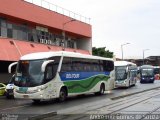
[41,60,54,72]
[126,67,128,73]
[8,62,18,73]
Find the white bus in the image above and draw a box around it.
[114,61,137,88]
[9,51,114,103]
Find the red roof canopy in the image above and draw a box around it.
[0,38,90,61]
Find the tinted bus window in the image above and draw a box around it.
[103,60,114,72]
[61,57,113,72]
[61,57,72,72]
[72,58,83,71]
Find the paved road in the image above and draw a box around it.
[0,80,160,119]
[49,88,160,120]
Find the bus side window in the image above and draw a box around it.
[45,63,58,83]
[128,68,131,78]
[72,58,84,72]
[45,65,53,80]
[103,60,114,72]
[99,60,104,71]
[61,57,72,72]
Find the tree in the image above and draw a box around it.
[92,47,113,58]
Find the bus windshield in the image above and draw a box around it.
[115,66,127,80]
[15,60,45,87]
[141,69,154,77]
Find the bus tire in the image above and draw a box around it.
[100,83,105,95]
[133,80,136,86]
[59,87,67,102]
[95,83,105,95]
[140,81,143,84]
[32,99,41,104]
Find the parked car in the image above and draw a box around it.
[5,74,15,99]
[0,83,6,96]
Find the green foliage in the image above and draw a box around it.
[92,47,113,58]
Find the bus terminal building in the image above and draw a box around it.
[0,0,92,83]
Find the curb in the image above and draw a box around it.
[110,86,160,100]
[28,111,57,120]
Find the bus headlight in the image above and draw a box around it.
[38,89,41,92]
[40,94,43,98]
[15,86,48,94]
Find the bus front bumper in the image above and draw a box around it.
[14,89,57,100]
[115,81,127,87]
[14,91,45,100]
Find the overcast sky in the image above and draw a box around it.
[43,0,160,59]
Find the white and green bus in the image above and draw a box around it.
[9,51,114,103]
[114,61,137,88]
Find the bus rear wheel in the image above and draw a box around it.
[32,99,41,104]
[59,88,67,102]
[95,83,105,95]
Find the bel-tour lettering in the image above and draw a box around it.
[66,73,80,79]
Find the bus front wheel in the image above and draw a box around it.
[59,88,67,102]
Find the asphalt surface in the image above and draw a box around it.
[0,80,160,120]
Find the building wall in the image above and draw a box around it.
[0,0,92,38]
[77,38,92,54]
[0,0,92,54]
[125,56,160,66]
[0,38,90,61]
[0,0,92,83]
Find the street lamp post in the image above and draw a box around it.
[121,43,130,60]
[143,49,149,65]
[62,19,76,50]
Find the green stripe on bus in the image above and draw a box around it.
[63,75,110,93]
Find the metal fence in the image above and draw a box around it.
[23,0,91,24]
